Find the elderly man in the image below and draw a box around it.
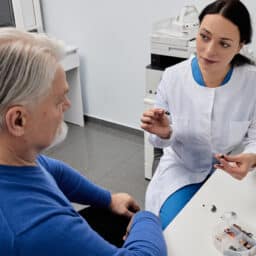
[0,28,167,256]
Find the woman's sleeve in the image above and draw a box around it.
[242,110,256,154]
[148,68,173,148]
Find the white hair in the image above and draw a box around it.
[45,121,69,150]
[0,27,66,128]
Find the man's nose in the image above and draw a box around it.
[63,97,71,112]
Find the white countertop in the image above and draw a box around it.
[164,169,256,255]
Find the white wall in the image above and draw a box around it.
[40,0,256,129]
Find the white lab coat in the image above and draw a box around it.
[145,58,256,215]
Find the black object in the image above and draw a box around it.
[211,204,217,213]
[152,147,164,176]
[150,54,186,70]
[0,0,15,27]
[79,206,130,247]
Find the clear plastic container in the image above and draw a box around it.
[213,212,256,256]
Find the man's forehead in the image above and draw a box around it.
[51,66,68,95]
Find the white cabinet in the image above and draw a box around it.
[61,46,84,127]
[11,0,43,32]
[3,0,85,126]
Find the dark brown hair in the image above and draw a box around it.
[199,0,254,66]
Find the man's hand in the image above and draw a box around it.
[109,193,140,218]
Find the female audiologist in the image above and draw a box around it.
[141,0,256,229]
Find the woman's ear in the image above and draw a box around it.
[238,42,244,53]
[5,106,27,136]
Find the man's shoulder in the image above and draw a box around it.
[37,154,63,173]
[0,209,14,255]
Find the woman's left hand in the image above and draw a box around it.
[214,153,256,180]
[109,193,140,219]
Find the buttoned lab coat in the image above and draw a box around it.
[145,58,256,215]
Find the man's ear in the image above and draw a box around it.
[5,106,27,136]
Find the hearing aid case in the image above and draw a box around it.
[213,212,256,256]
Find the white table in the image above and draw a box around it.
[60,46,84,127]
[164,170,256,255]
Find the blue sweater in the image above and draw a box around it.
[0,155,167,256]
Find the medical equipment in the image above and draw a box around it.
[151,5,198,61]
[213,212,256,255]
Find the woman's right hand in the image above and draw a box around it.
[140,108,171,139]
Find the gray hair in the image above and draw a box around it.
[0,27,66,128]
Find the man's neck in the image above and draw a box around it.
[0,137,37,166]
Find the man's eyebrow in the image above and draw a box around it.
[200,28,233,42]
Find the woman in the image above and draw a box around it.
[141,0,256,229]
